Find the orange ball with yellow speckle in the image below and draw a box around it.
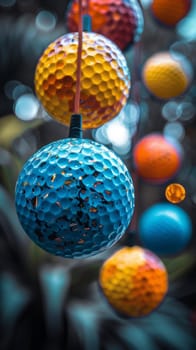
[99,246,168,317]
[133,133,182,184]
[142,52,192,100]
[165,183,186,203]
[34,32,130,129]
[151,0,192,27]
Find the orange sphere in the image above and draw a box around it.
[142,52,192,100]
[151,0,192,27]
[67,0,144,51]
[99,246,168,317]
[165,183,186,203]
[133,134,182,183]
[34,32,130,129]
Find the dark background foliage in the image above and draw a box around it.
[0,1,196,349]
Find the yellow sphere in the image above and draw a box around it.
[99,246,168,317]
[34,32,130,129]
[142,52,192,100]
[165,183,186,203]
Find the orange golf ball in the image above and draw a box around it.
[67,0,144,51]
[133,134,182,183]
[151,0,192,27]
[34,32,130,129]
[165,183,186,203]
[142,52,192,100]
[99,246,168,317]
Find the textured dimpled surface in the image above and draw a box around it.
[99,246,168,317]
[151,0,191,27]
[138,203,192,256]
[165,183,186,203]
[15,138,135,258]
[34,32,130,129]
[67,0,144,51]
[142,52,192,100]
[133,134,182,184]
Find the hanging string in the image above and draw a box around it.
[85,0,90,13]
[74,0,83,114]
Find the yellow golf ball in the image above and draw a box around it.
[34,32,130,129]
[142,52,192,100]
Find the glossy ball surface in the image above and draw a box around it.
[15,138,135,258]
[151,0,192,27]
[99,246,168,317]
[67,0,144,51]
[133,134,182,184]
[142,52,192,100]
[139,203,192,256]
[34,32,130,129]
[165,183,186,203]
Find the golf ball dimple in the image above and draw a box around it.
[34,32,130,129]
[99,246,168,317]
[15,138,135,259]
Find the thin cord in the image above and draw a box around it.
[85,0,90,13]
[74,0,83,114]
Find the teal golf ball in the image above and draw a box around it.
[138,203,192,256]
[15,138,135,258]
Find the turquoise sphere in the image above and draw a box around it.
[15,138,135,258]
[138,203,192,256]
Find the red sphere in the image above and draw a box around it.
[66,0,144,50]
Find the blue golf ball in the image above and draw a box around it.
[138,203,192,256]
[15,138,135,258]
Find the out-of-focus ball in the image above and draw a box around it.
[151,0,192,27]
[139,203,192,256]
[15,138,135,259]
[142,52,192,100]
[67,0,144,51]
[165,183,186,203]
[133,133,182,184]
[99,246,168,317]
[34,32,130,129]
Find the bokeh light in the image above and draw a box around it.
[163,122,185,141]
[14,93,40,121]
[162,101,179,121]
[139,203,192,256]
[35,10,57,32]
[177,101,195,121]
[165,183,186,203]
[177,0,196,39]
[99,246,168,317]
